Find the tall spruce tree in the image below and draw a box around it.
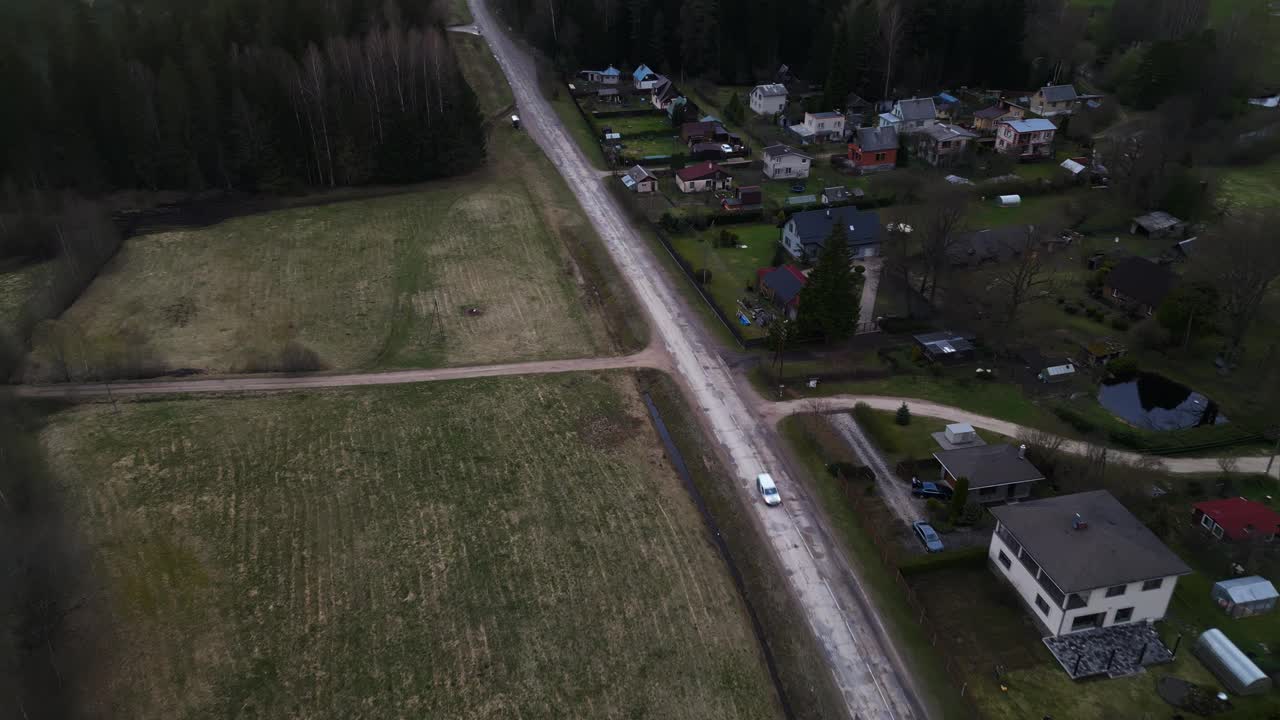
[797,222,859,341]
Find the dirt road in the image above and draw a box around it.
[765,396,1280,479]
[14,349,667,399]
[466,2,921,718]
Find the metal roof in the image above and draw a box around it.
[1004,118,1057,133]
[753,83,788,97]
[920,123,977,142]
[1214,576,1279,604]
[763,144,811,161]
[1060,158,1086,175]
[633,64,655,81]
[990,490,1191,593]
[786,207,882,248]
[855,125,898,152]
[1132,211,1182,232]
[1194,629,1271,694]
[1039,84,1078,103]
[896,97,938,122]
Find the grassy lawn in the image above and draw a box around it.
[857,407,1013,461]
[622,135,682,159]
[779,414,967,720]
[668,223,781,339]
[1216,158,1280,209]
[452,34,513,117]
[596,113,673,137]
[444,0,472,24]
[0,259,54,336]
[38,373,783,719]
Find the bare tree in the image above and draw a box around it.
[881,223,917,317]
[878,0,907,99]
[989,227,1053,325]
[912,181,969,304]
[1199,209,1280,366]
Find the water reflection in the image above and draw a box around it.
[1097,372,1228,431]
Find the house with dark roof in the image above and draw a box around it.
[650,76,681,111]
[781,207,882,261]
[989,490,1192,637]
[674,162,733,193]
[995,118,1057,159]
[878,97,938,133]
[756,265,807,319]
[848,126,899,174]
[722,185,763,212]
[1104,257,1176,316]
[681,121,729,144]
[1193,498,1280,542]
[947,225,1034,267]
[1030,84,1080,117]
[913,123,978,167]
[762,144,812,179]
[621,165,657,193]
[749,83,788,116]
[1130,211,1185,239]
[973,105,1015,132]
[932,443,1045,504]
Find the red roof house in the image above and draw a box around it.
[1193,498,1280,542]
[674,162,733,193]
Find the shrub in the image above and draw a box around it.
[718,229,739,248]
[1053,406,1097,434]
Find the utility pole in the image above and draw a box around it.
[547,0,558,43]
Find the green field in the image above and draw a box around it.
[452,34,513,117]
[595,113,673,137]
[39,373,782,719]
[1217,159,1280,209]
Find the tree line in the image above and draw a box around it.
[0,0,486,194]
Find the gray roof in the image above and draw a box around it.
[753,83,788,97]
[991,490,1192,593]
[763,144,811,161]
[919,123,977,143]
[896,97,938,122]
[623,165,656,185]
[1039,84,1078,103]
[912,330,975,357]
[787,207,882,249]
[1213,576,1279,604]
[855,125,898,152]
[761,266,806,304]
[810,111,844,120]
[974,105,1008,119]
[1132,211,1182,232]
[933,444,1044,489]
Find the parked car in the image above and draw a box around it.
[911,477,953,500]
[913,521,944,553]
[756,473,781,506]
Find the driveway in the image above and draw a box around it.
[466,2,921,718]
[827,412,922,530]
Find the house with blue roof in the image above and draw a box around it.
[633,64,660,90]
[996,117,1058,159]
[583,65,621,84]
[782,206,882,261]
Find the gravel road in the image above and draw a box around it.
[466,2,921,718]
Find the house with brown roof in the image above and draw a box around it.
[674,162,733,193]
[1030,84,1080,117]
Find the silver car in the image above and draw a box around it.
[913,521,944,553]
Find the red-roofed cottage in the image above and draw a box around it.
[1193,498,1280,542]
[674,162,733,193]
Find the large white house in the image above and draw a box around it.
[789,111,846,144]
[989,491,1191,637]
[761,144,812,179]
[749,83,788,116]
[877,97,938,134]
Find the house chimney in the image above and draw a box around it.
[1072,513,1088,531]
[826,209,832,218]
[1019,443,1027,459]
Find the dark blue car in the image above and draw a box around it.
[911,477,954,500]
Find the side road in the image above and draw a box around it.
[761,396,1280,479]
[13,349,667,399]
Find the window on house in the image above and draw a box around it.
[1105,584,1127,598]
[875,152,886,161]
[1212,524,1224,539]
[1035,595,1050,615]
[998,551,1012,569]
[1200,514,1215,530]
[1114,607,1134,623]
[1142,578,1164,591]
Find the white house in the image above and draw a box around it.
[674,162,733,193]
[633,64,660,91]
[877,97,938,134]
[761,144,812,179]
[989,490,1191,637]
[749,83,788,116]
[789,111,846,144]
[996,118,1057,159]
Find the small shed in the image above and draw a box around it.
[1130,211,1184,238]
[1212,576,1279,618]
[944,423,977,445]
[1193,629,1273,695]
[1038,363,1076,383]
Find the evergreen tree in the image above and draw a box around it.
[822,18,852,109]
[895,402,911,426]
[949,476,970,522]
[723,91,744,123]
[797,223,859,341]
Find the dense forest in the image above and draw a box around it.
[0,0,486,193]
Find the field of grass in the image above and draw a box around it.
[0,259,54,335]
[856,407,1012,461]
[1216,158,1280,209]
[452,34,513,117]
[39,373,782,719]
[596,113,673,137]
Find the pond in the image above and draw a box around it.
[1097,371,1228,431]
